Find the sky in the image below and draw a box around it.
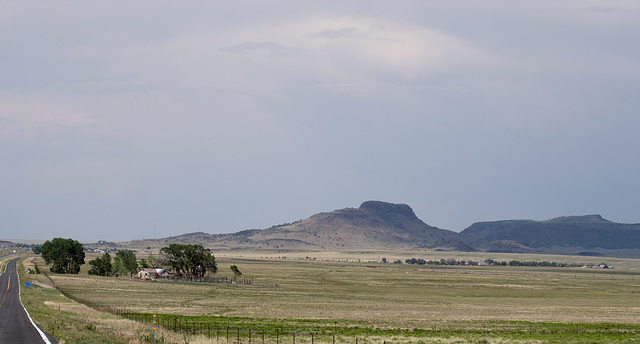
[2,1,640,242]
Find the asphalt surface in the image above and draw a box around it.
[0,256,57,343]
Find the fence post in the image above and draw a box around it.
[153,314,156,344]
[249,329,252,344]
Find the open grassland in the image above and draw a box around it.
[22,251,640,343]
[214,249,640,270]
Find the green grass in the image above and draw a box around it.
[118,312,640,344]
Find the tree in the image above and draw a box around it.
[139,254,157,269]
[32,244,42,254]
[41,238,85,274]
[405,258,426,265]
[230,265,242,280]
[114,250,138,277]
[88,252,113,276]
[159,244,217,277]
[112,257,126,277]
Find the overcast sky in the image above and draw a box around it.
[2,1,639,242]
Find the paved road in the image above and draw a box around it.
[0,257,57,343]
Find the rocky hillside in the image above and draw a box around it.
[242,201,480,251]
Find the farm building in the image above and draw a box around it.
[137,268,169,280]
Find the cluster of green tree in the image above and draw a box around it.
[39,239,223,278]
[405,258,474,265]
[139,256,156,269]
[405,258,428,265]
[268,219,303,229]
[159,244,217,277]
[13,242,43,254]
[404,257,607,268]
[41,238,85,274]
[503,260,608,268]
[88,251,139,277]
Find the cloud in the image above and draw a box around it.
[219,41,292,55]
[0,91,98,138]
[311,27,360,39]
[212,16,491,86]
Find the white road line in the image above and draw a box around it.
[16,260,52,344]
[23,306,52,344]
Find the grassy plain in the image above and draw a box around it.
[21,251,640,343]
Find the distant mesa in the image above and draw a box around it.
[461,214,640,253]
[543,214,609,223]
[359,201,419,220]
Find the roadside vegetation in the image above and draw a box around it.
[19,255,222,343]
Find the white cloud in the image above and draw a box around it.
[99,15,491,93]
[0,91,99,139]
[250,17,488,81]
[305,17,487,79]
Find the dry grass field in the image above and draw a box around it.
[19,251,640,343]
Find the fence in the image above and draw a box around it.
[108,308,640,343]
[113,309,351,344]
[155,275,254,284]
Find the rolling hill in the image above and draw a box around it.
[461,215,640,256]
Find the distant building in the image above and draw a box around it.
[137,268,169,280]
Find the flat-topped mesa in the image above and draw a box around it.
[546,214,608,223]
[359,201,419,221]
